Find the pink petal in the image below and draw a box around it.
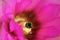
[10,20,24,40]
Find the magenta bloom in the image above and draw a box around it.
[1,0,60,40]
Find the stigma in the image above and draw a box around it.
[14,14,32,38]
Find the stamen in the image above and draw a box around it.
[14,14,32,38]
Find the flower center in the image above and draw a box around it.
[14,13,32,38]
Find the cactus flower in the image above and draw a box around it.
[1,0,60,40]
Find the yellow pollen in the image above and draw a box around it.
[14,15,31,35]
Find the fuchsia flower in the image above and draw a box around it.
[1,0,60,40]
